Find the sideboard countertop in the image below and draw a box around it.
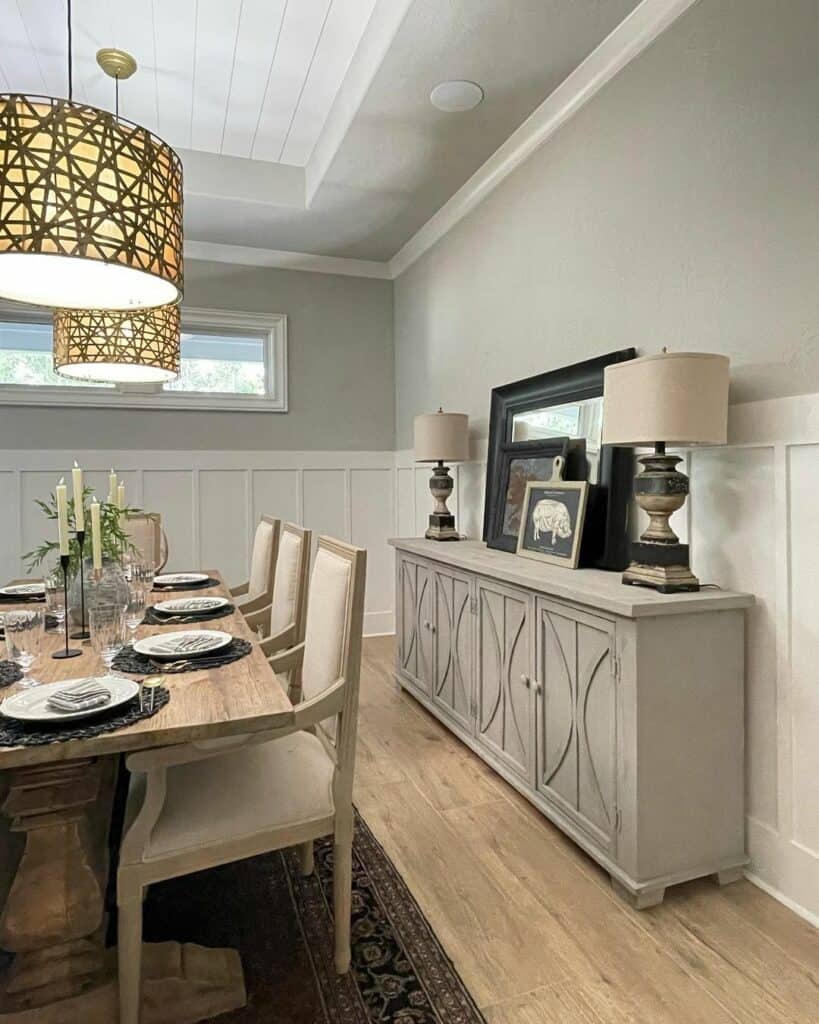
[388,538,754,619]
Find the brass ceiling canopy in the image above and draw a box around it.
[96,48,138,80]
[53,304,181,383]
[0,6,183,311]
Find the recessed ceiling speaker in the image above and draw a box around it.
[430,80,484,113]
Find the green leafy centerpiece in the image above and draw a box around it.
[24,486,138,575]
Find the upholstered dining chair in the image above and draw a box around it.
[243,523,311,696]
[230,514,280,612]
[125,513,168,571]
[116,536,367,1024]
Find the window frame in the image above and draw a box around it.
[0,305,288,413]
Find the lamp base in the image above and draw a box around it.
[425,512,460,541]
[623,541,700,592]
[425,463,461,541]
[623,448,700,593]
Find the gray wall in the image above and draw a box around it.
[393,0,819,447]
[0,259,394,451]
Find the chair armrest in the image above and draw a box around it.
[244,604,271,637]
[229,580,249,597]
[259,623,296,658]
[267,641,304,677]
[235,591,272,614]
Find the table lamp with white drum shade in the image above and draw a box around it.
[414,410,469,540]
[602,351,729,593]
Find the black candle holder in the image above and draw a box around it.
[52,554,81,660]
[70,530,91,640]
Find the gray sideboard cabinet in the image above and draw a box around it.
[390,538,755,909]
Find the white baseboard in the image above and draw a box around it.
[363,612,395,637]
[745,871,819,930]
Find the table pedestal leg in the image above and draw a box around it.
[0,759,245,1024]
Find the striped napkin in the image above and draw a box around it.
[47,678,112,713]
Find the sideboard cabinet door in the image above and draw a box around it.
[475,579,533,781]
[431,567,473,732]
[397,556,433,695]
[535,598,618,853]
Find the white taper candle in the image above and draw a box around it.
[56,478,70,557]
[72,460,84,532]
[90,498,102,570]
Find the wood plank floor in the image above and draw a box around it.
[354,637,819,1024]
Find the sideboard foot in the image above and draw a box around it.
[611,878,665,910]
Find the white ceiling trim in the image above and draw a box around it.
[184,240,391,279]
[304,0,415,205]
[388,0,700,279]
[179,149,305,209]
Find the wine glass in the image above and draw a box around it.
[44,567,66,634]
[90,604,126,677]
[124,584,146,647]
[4,609,43,689]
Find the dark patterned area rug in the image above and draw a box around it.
[140,812,485,1024]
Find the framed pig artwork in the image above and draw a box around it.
[516,478,589,569]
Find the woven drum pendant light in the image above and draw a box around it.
[0,3,183,310]
[54,303,181,383]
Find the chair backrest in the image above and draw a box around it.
[125,512,168,571]
[268,523,311,639]
[248,515,280,600]
[298,537,366,763]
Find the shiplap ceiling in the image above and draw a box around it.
[0,0,377,166]
[0,0,666,265]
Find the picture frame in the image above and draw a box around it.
[516,479,590,569]
[482,348,636,569]
[485,437,586,553]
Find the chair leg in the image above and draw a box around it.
[298,840,314,876]
[333,838,352,974]
[118,895,144,1024]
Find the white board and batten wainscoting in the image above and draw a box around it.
[0,450,396,639]
[2,391,818,927]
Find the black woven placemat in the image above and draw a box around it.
[152,576,220,593]
[0,662,22,689]
[143,603,235,626]
[0,687,170,746]
[0,595,45,604]
[112,638,252,675]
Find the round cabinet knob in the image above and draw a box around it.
[430,624,437,634]
[423,620,430,629]
[534,680,543,694]
[520,674,531,688]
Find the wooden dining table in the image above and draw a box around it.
[0,573,293,1024]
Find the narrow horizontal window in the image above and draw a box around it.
[0,308,287,412]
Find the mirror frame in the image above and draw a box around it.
[482,348,636,570]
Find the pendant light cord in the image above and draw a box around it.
[66,0,73,100]
[115,76,120,118]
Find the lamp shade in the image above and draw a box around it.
[414,410,469,463]
[53,304,180,383]
[0,94,183,310]
[602,352,729,447]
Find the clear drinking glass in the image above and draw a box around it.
[90,604,126,676]
[44,567,66,634]
[4,609,43,688]
[124,584,147,646]
[130,561,155,591]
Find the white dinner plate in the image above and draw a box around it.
[0,582,45,597]
[154,596,229,614]
[153,573,209,586]
[0,675,139,723]
[133,629,232,660]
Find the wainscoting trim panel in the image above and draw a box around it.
[0,449,396,637]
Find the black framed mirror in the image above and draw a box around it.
[482,348,636,569]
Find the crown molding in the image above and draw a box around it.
[184,240,391,280]
[388,0,699,279]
